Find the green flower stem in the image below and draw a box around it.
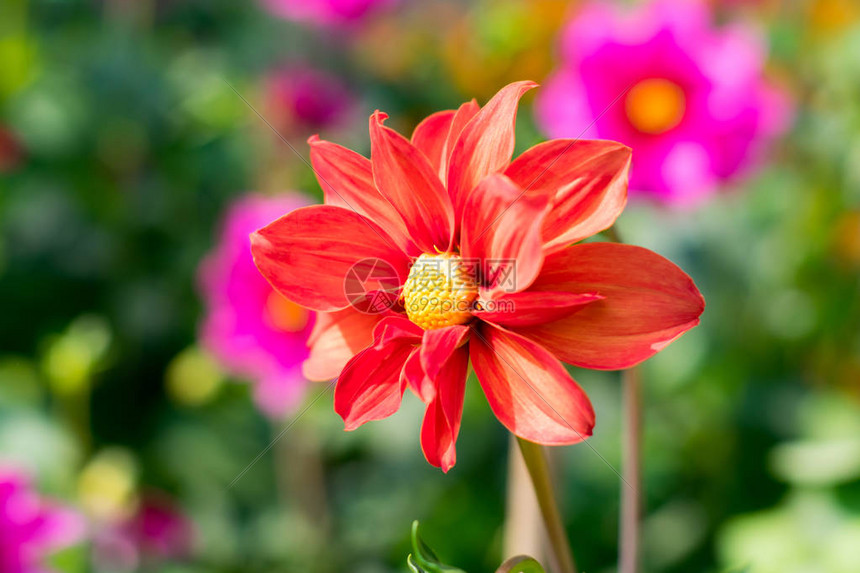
[504,436,545,561]
[605,224,643,573]
[619,367,642,573]
[516,437,577,573]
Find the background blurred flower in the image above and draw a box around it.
[258,0,397,28]
[93,492,193,571]
[536,0,792,206]
[263,64,355,138]
[198,193,315,419]
[129,494,192,560]
[0,467,85,573]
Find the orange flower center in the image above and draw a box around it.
[264,291,309,332]
[625,78,686,135]
[401,253,478,330]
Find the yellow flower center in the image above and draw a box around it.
[625,78,686,135]
[265,291,309,332]
[401,253,478,330]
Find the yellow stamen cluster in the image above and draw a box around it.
[625,78,686,135]
[402,253,479,330]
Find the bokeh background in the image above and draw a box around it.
[1,0,859,572]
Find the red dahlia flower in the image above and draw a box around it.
[252,81,705,472]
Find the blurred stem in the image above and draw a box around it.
[606,224,643,573]
[504,436,547,565]
[619,368,642,573]
[516,437,576,573]
[273,417,332,538]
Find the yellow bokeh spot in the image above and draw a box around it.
[43,338,90,395]
[625,78,686,135]
[165,346,224,407]
[0,35,39,98]
[78,448,138,521]
[402,253,478,330]
[42,315,111,397]
[264,291,309,333]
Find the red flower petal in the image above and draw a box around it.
[410,102,480,183]
[420,345,468,472]
[309,135,414,253]
[334,340,413,431]
[251,205,411,312]
[402,347,434,403]
[514,243,705,370]
[411,110,455,176]
[421,398,451,470]
[460,174,548,296]
[372,315,424,349]
[447,81,537,218]
[469,323,595,445]
[402,324,469,407]
[420,325,469,381]
[505,139,631,252]
[303,308,380,381]
[440,100,480,180]
[473,291,603,328]
[370,111,454,252]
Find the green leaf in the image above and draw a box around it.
[408,521,467,573]
[495,555,546,573]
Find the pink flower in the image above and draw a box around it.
[128,495,192,560]
[259,0,396,28]
[198,193,316,418]
[536,0,791,206]
[263,65,355,137]
[0,468,85,573]
[93,493,192,570]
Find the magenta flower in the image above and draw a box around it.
[128,495,192,561]
[259,0,396,28]
[93,493,192,570]
[198,193,315,418]
[536,0,791,205]
[0,467,85,573]
[263,65,355,137]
